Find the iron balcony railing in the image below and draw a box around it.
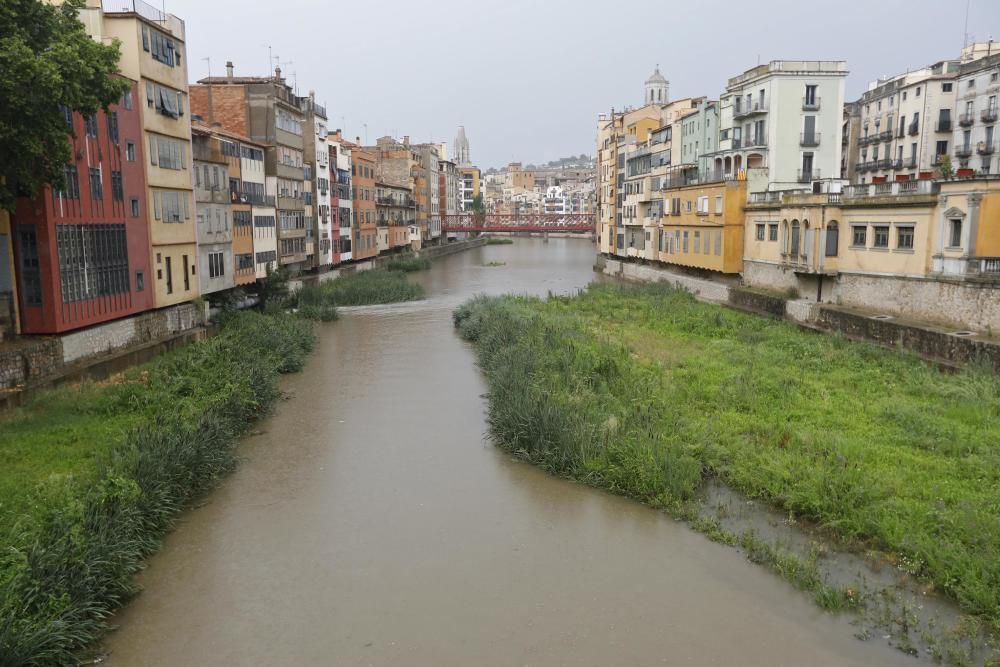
[800,132,820,147]
[908,121,920,136]
[744,134,767,148]
[982,109,999,124]
[936,120,953,132]
[955,144,974,158]
[843,180,938,198]
[733,99,768,119]
[904,156,918,168]
[977,142,996,155]
[797,168,820,182]
[802,96,821,110]
[959,113,975,127]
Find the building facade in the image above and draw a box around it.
[11,80,153,334]
[954,52,1000,177]
[351,144,378,261]
[191,123,233,295]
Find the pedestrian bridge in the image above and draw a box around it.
[439,213,594,234]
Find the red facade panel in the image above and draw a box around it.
[12,80,153,334]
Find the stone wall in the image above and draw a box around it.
[729,288,787,317]
[1,303,202,390]
[818,307,1000,371]
[601,258,731,303]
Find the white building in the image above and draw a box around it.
[853,60,960,183]
[240,143,277,280]
[705,60,848,192]
[543,186,567,214]
[954,51,1000,176]
[330,135,353,262]
[645,66,669,106]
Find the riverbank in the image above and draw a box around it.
[454,282,1000,659]
[0,313,317,665]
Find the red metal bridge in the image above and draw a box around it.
[439,213,595,234]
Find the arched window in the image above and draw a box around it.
[790,220,800,256]
[782,219,789,253]
[825,221,839,257]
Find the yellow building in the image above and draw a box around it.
[86,1,198,307]
[655,179,746,273]
[742,178,1000,329]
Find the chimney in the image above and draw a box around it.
[274,66,282,82]
[403,135,410,147]
[225,61,234,82]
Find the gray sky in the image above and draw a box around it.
[167,0,998,169]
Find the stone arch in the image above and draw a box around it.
[747,153,764,168]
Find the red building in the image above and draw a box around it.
[12,80,152,334]
[330,144,341,266]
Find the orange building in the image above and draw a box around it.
[349,144,378,260]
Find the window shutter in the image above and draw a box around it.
[153,192,160,220]
[149,135,158,166]
[183,194,190,219]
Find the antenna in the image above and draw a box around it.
[201,56,211,80]
[964,0,971,48]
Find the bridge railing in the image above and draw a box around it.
[438,213,595,231]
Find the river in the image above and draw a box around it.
[102,238,909,666]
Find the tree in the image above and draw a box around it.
[0,0,130,210]
[936,153,954,180]
[471,193,486,214]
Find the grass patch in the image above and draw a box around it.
[300,270,423,308]
[0,312,315,665]
[454,282,1000,630]
[484,237,514,245]
[384,256,431,273]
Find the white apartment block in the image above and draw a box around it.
[853,60,959,183]
[706,60,847,191]
[953,52,1000,176]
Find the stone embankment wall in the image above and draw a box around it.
[597,254,1000,371]
[0,303,201,391]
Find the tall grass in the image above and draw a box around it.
[384,256,431,272]
[455,282,1000,630]
[484,237,514,245]
[0,312,315,665]
[304,269,423,307]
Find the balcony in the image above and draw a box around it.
[858,134,872,146]
[232,191,275,206]
[802,96,821,111]
[747,191,785,204]
[856,161,872,172]
[876,158,894,170]
[744,134,767,148]
[800,132,820,147]
[904,156,918,168]
[877,130,893,142]
[907,122,919,136]
[977,142,996,155]
[796,168,820,182]
[959,113,975,127]
[936,120,953,132]
[970,257,1000,278]
[731,138,742,149]
[955,144,974,158]
[733,99,768,119]
[983,109,999,124]
[843,180,938,199]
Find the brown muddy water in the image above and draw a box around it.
[101,238,913,666]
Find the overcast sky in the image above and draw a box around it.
[165,0,998,169]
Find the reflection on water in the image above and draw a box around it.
[101,238,910,666]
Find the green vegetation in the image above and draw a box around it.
[385,256,431,273]
[0,0,131,210]
[484,238,514,245]
[300,269,424,308]
[0,312,315,665]
[454,282,1000,630]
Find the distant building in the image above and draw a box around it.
[543,186,567,214]
[454,126,471,166]
[644,66,669,106]
[954,50,1000,177]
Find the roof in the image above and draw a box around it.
[646,67,668,85]
[190,120,263,148]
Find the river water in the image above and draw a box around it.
[102,238,909,666]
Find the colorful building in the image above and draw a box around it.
[350,144,378,261]
[11,80,153,333]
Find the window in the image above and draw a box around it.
[56,224,130,303]
[136,271,144,291]
[89,168,102,200]
[915,87,921,97]
[873,225,889,248]
[16,225,42,306]
[852,225,866,247]
[59,105,74,131]
[896,226,914,250]
[756,224,765,241]
[122,89,133,110]
[237,253,254,271]
[825,222,839,256]
[949,219,962,247]
[107,112,119,143]
[208,251,225,278]
[936,140,948,159]
[85,114,98,138]
[256,250,277,265]
[233,210,252,226]
[146,81,183,119]
[149,135,186,170]
[715,195,723,214]
[111,171,123,201]
[58,165,80,200]
[144,25,180,67]
[183,254,190,290]
[714,230,722,256]
[130,197,140,218]
[152,190,189,223]
[768,223,778,241]
[942,82,952,92]
[126,141,136,161]
[804,84,818,106]
[968,79,975,89]
[790,221,800,255]
[276,109,303,135]
[254,215,275,228]
[165,256,173,294]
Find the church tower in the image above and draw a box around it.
[454,126,471,166]
[644,66,669,106]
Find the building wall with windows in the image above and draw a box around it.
[302,95,332,269]
[953,52,1000,177]
[350,145,378,260]
[654,179,746,273]
[96,3,197,308]
[192,125,234,295]
[330,133,353,262]
[11,80,153,334]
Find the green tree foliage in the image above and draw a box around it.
[471,193,486,214]
[0,0,130,209]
